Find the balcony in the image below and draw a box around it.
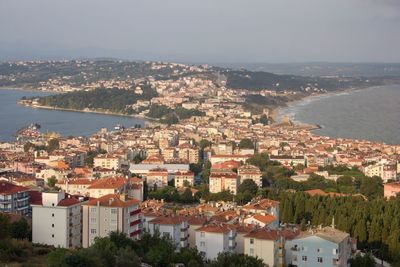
[0,199,11,204]
[16,196,29,202]
[130,219,141,227]
[130,209,141,216]
[130,229,141,237]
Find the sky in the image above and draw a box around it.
[0,0,399,63]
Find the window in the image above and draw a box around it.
[90,218,96,224]
[200,241,206,247]
[333,248,338,255]
[249,248,254,255]
[52,213,54,217]
[250,238,254,244]
[162,232,170,238]
[111,208,117,214]
[317,257,323,263]
[317,248,322,253]
[52,224,54,228]
[302,256,307,261]
[90,207,97,213]
[51,234,54,238]
[91,229,97,234]
[200,232,205,237]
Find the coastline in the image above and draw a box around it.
[270,86,370,124]
[19,102,156,123]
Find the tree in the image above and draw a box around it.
[209,252,267,267]
[238,138,254,149]
[181,188,194,204]
[47,176,57,188]
[115,247,141,267]
[10,218,30,240]
[239,179,258,195]
[0,213,10,239]
[349,253,375,267]
[47,138,60,153]
[199,139,212,149]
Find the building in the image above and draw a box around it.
[174,171,195,188]
[187,216,208,248]
[32,192,86,248]
[195,224,237,260]
[209,172,239,195]
[147,168,169,189]
[286,226,351,267]
[270,155,306,167]
[87,176,127,198]
[244,228,299,267]
[93,155,121,170]
[148,216,189,250]
[384,182,400,199]
[82,194,141,248]
[244,213,278,229]
[0,181,30,215]
[129,163,189,179]
[238,164,262,187]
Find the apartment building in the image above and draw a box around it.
[174,170,195,188]
[148,216,189,250]
[87,176,127,198]
[209,171,239,195]
[178,144,199,164]
[147,168,169,189]
[286,227,351,267]
[195,224,237,260]
[238,164,262,187]
[93,155,121,170]
[0,181,30,215]
[82,194,141,248]
[244,229,280,267]
[32,192,86,248]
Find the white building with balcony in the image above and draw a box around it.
[32,192,86,248]
[0,181,30,216]
[195,224,237,260]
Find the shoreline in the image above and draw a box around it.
[19,102,157,123]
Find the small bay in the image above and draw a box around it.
[0,89,144,142]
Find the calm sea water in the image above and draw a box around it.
[0,89,144,142]
[278,85,400,145]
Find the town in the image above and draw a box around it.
[1,60,400,267]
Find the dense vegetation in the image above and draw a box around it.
[222,70,379,91]
[147,104,205,124]
[35,87,157,114]
[46,231,266,267]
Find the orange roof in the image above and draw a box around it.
[88,177,126,190]
[242,199,280,210]
[305,189,328,196]
[85,194,140,207]
[251,214,276,224]
[149,216,185,225]
[0,181,29,195]
[196,224,232,234]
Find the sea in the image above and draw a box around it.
[277,85,400,145]
[0,89,144,142]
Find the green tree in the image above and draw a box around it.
[47,138,60,153]
[0,213,10,239]
[209,252,267,267]
[349,253,375,267]
[47,176,57,188]
[115,246,141,267]
[238,179,258,195]
[238,138,254,149]
[10,218,30,240]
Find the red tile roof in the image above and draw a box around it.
[0,181,29,195]
[84,194,140,207]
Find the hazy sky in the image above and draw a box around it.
[0,0,399,63]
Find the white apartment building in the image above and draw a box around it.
[209,172,239,195]
[82,194,141,248]
[148,216,189,250]
[94,155,121,170]
[238,164,262,187]
[174,171,195,188]
[195,224,237,260]
[32,192,86,248]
